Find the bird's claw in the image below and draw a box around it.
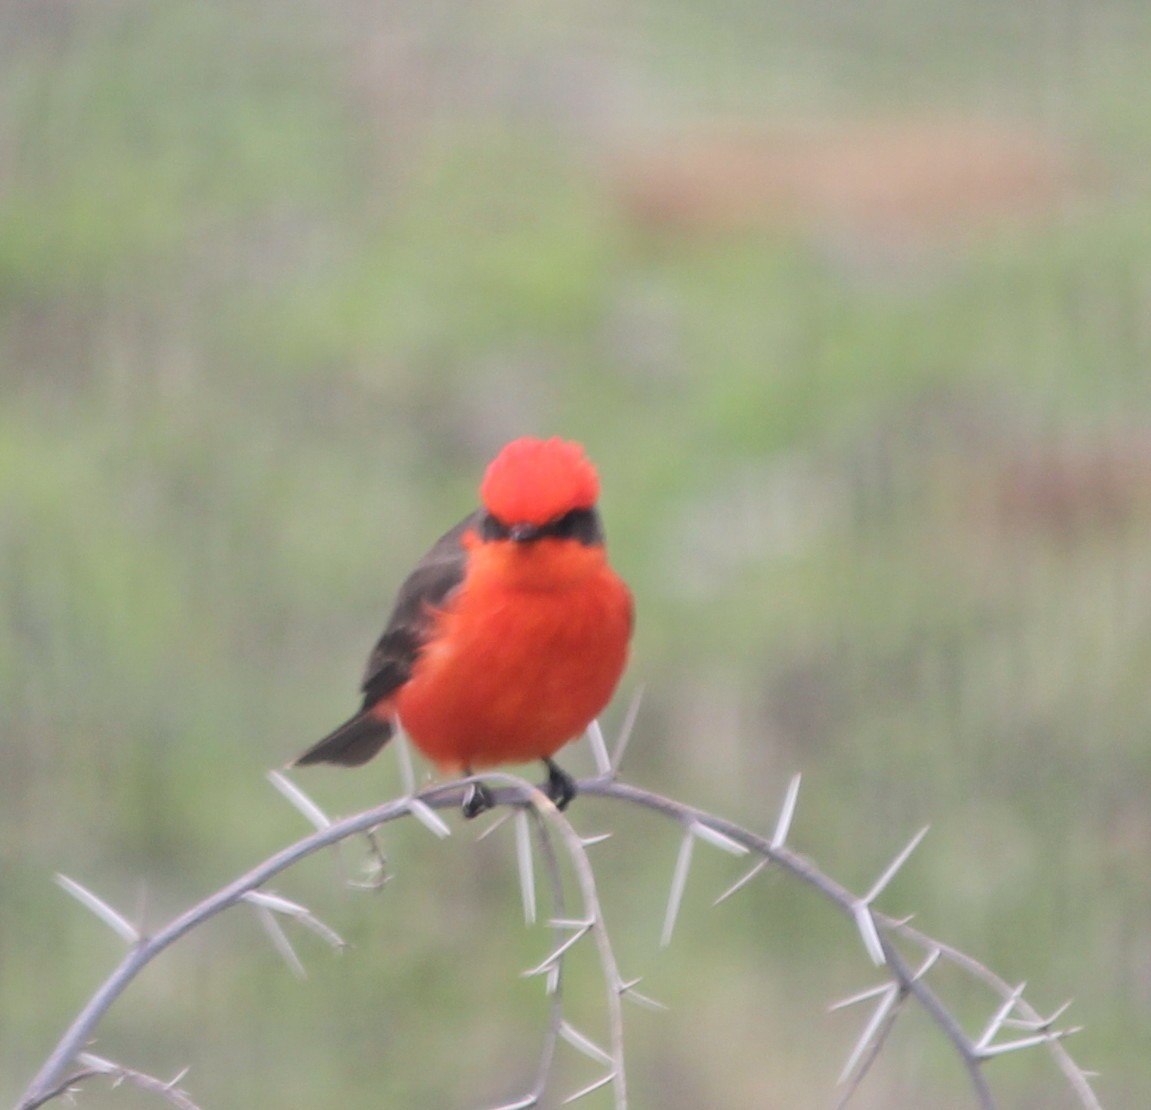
[462,780,495,819]
[543,759,577,811]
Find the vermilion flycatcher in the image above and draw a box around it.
[293,437,633,816]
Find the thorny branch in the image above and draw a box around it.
[21,1054,200,1110]
[16,743,1100,1110]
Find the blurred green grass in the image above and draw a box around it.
[3,1,1151,1106]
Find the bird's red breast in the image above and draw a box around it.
[391,527,633,771]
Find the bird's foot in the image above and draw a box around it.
[462,779,495,819]
[543,759,577,811]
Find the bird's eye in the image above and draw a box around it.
[480,513,512,541]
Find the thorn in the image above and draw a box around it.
[585,718,611,775]
[863,826,929,905]
[522,924,591,977]
[619,977,667,1011]
[253,905,306,978]
[853,902,886,966]
[714,859,769,906]
[837,984,900,1085]
[546,917,595,931]
[976,981,1031,1050]
[661,831,695,947]
[134,882,150,938]
[407,798,452,839]
[56,875,140,945]
[266,771,331,831]
[579,832,613,848]
[514,809,536,925]
[913,947,941,980]
[242,890,308,916]
[977,1027,1083,1059]
[976,982,1027,1049]
[394,731,416,796]
[489,1095,539,1110]
[241,891,346,950]
[689,820,750,856]
[558,1021,613,1066]
[829,982,893,1012]
[563,1070,616,1103]
[610,685,644,774]
[1003,1000,1073,1031]
[475,810,514,841]
[772,774,802,848]
[77,1053,117,1073]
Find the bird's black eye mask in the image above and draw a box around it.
[480,507,603,546]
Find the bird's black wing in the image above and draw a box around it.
[358,509,478,708]
[291,510,478,768]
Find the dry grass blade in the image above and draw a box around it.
[73,1054,202,1110]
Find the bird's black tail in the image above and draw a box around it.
[292,711,394,768]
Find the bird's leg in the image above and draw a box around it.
[542,758,577,811]
[461,770,495,819]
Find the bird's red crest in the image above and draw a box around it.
[480,438,600,525]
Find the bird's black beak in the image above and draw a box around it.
[509,522,543,543]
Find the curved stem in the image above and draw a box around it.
[17,774,1099,1110]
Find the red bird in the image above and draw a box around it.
[293,437,633,816]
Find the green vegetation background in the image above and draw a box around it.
[3,1,1150,1106]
